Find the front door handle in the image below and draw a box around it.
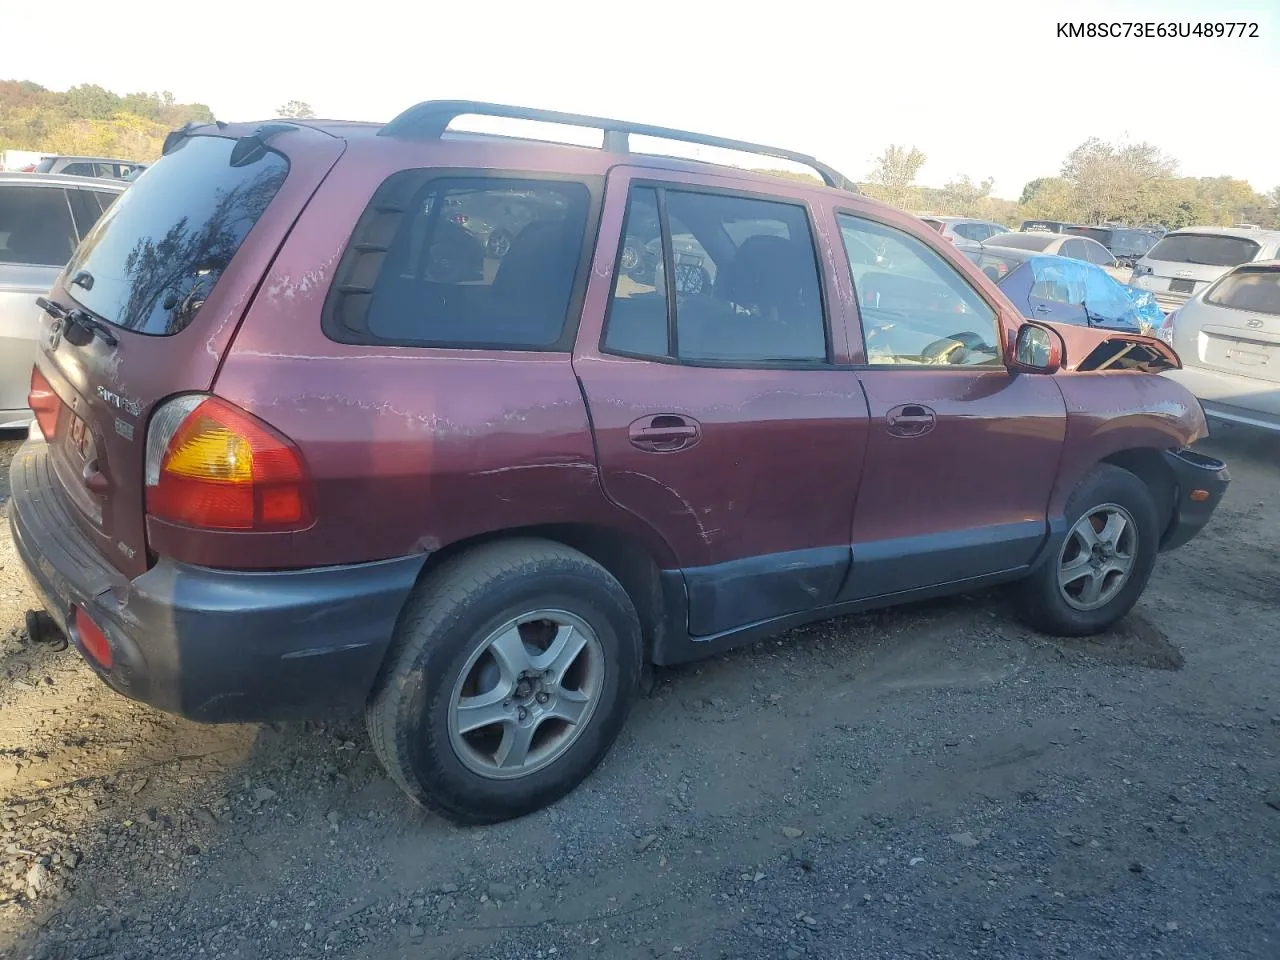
[628,414,701,452]
[1033,303,1052,314]
[885,403,936,438]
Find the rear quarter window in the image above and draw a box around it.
[1146,234,1261,267]
[325,174,594,350]
[63,135,288,336]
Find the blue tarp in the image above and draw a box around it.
[1027,255,1164,333]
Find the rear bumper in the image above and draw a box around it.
[1158,447,1230,552]
[9,438,426,722]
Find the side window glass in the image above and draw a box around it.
[60,162,92,176]
[603,188,828,363]
[0,185,78,266]
[665,190,826,362]
[351,177,591,348]
[1061,239,1087,261]
[91,191,118,216]
[838,215,1001,367]
[1031,258,1087,306]
[67,189,107,239]
[1086,240,1114,266]
[603,187,668,357]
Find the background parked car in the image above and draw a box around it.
[1019,219,1073,233]
[1159,259,1280,432]
[1063,225,1159,266]
[919,216,1008,244]
[0,172,123,428]
[1129,226,1280,313]
[959,244,1163,333]
[31,155,147,181]
[979,231,1129,282]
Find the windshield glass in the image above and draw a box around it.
[1205,268,1280,315]
[63,135,288,336]
[1146,234,1261,267]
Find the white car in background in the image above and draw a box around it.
[1130,226,1280,313]
[1159,260,1280,433]
[0,172,124,428]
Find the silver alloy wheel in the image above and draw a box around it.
[1057,502,1138,611]
[447,610,605,780]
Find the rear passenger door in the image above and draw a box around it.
[574,169,870,638]
[834,212,1067,600]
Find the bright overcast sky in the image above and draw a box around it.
[4,0,1277,198]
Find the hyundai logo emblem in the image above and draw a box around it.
[1246,318,1264,328]
[47,318,63,350]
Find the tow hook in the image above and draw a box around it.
[24,610,67,652]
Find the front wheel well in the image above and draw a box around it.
[1102,448,1176,533]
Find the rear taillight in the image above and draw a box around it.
[28,367,59,440]
[145,395,312,531]
[1157,309,1179,345]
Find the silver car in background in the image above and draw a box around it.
[0,172,124,428]
[1130,226,1280,313]
[1160,260,1280,432]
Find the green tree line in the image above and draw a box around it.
[861,137,1280,230]
[0,80,215,162]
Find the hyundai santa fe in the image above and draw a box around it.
[10,101,1229,823]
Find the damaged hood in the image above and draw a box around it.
[1044,321,1181,373]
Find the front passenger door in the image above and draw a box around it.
[835,213,1067,600]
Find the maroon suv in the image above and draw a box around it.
[10,102,1228,824]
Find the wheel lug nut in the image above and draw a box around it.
[536,692,549,704]
[518,707,528,721]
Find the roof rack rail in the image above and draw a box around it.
[378,100,857,193]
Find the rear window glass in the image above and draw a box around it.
[1146,234,1261,267]
[0,184,77,266]
[1205,269,1280,316]
[987,232,1053,251]
[34,158,56,173]
[63,135,288,336]
[327,175,592,349]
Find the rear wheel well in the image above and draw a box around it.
[410,525,675,662]
[1102,448,1176,533]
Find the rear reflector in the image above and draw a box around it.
[145,395,312,531]
[28,367,59,440]
[74,607,112,669]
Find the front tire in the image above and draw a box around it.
[1019,464,1160,636]
[366,539,642,824]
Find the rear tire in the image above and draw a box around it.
[366,539,642,824]
[1019,464,1160,636]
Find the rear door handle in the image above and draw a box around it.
[628,414,701,452]
[886,403,936,438]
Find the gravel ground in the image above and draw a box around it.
[0,427,1278,960]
